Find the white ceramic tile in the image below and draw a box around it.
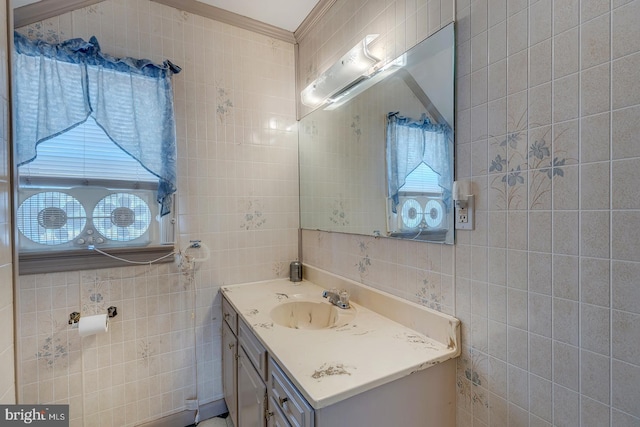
[553,74,580,123]
[553,341,579,391]
[581,13,611,69]
[529,252,552,295]
[581,304,611,356]
[612,211,640,262]
[612,359,640,418]
[529,373,552,422]
[581,396,611,427]
[529,293,552,337]
[614,52,640,112]
[530,38,552,86]
[611,0,640,60]
[553,384,580,427]
[553,0,580,34]
[581,257,610,307]
[581,0,611,22]
[580,211,611,259]
[554,27,579,78]
[552,298,579,346]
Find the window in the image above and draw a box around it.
[16,119,175,273]
[13,32,180,273]
[17,117,165,250]
[393,163,448,233]
[385,112,452,239]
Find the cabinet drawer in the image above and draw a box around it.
[268,397,292,427]
[268,358,314,427]
[238,318,268,380]
[222,297,237,334]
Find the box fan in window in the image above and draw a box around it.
[395,195,448,233]
[16,187,162,252]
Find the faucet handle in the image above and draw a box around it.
[339,290,350,305]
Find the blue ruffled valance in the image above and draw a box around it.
[13,31,181,215]
[386,112,452,213]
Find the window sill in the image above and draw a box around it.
[387,229,448,241]
[19,246,175,275]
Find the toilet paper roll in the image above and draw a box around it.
[78,313,109,337]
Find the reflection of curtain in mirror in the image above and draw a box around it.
[386,112,451,213]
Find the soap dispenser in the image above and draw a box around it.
[289,261,302,282]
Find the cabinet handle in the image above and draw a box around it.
[278,396,289,407]
[224,313,230,319]
[228,343,235,349]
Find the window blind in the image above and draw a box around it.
[19,116,158,187]
[399,162,442,193]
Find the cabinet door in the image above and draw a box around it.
[238,346,267,427]
[222,321,238,427]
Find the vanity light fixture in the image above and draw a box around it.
[301,34,381,108]
[324,53,407,110]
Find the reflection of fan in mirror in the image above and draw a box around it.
[424,200,444,228]
[17,192,87,245]
[94,193,151,241]
[400,198,424,229]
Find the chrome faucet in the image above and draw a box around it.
[322,289,350,309]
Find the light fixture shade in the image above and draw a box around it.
[301,35,380,108]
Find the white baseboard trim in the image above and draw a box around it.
[135,399,228,427]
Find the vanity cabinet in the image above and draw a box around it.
[221,287,457,427]
[222,299,238,426]
[222,295,316,427]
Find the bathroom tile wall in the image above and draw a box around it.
[300,0,640,425]
[0,0,16,406]
[14,1,298,426]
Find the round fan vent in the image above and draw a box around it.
[93,193,151,241]
[17,192,86,245]
[38,207,67,229]
[111,207,136,228]
[424,200,444,228]
[400,198,423,229]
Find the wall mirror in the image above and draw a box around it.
[299,22,455,244]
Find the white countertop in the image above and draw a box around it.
[221,276,460,409]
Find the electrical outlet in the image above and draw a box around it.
[455,195,475,230]
[457,209,468,223]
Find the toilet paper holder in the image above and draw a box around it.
[68,306,118,325]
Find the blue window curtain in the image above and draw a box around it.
[13,32,181,215]
[386,112,452,213]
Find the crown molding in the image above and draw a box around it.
[152,0,295,43]
[14,0,334,45]
[14,0,296,44]
[14,0,103,28]
[294,0,335,42]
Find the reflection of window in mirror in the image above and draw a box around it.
[396,163,448,231]
[386,112,452,241]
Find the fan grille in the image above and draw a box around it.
[18,192,87,245]
[93,193,151,241]
[400,198,423,229]
[424,200,444,228]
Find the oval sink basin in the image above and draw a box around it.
[270,301,356,330]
